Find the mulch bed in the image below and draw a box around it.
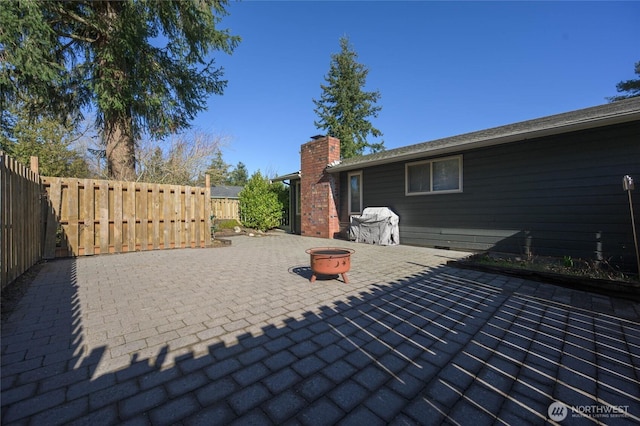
[449,254,640,302]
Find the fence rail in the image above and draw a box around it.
[1,153,43,289]
[42,177,212,258]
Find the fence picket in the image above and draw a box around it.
[193,188,201,247]
[163,186,172,248]
[184,187,192,247]
[137,183,147,251]
[204,188,212,247]
[125,181,136,252]
[44,178,62,259]
[150,184,159,249]
[14,159,24,275]
[173,185,181,248]
[114,181,123,253]
[83,179,95,255]
[1,155,6,286]
[67,179,79,256]
[98,180,109,254]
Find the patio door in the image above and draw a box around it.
[348,171,363,215]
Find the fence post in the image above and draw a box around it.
[30,156,39,174]
[205,174,212,247]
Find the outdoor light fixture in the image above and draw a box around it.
[623,175,640,275]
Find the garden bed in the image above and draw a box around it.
[448,253,640,302]
[212,218,275,239]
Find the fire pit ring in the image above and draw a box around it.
[306,247,355,284]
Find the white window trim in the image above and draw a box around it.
[405,155,463,196]
[348,170,363,215]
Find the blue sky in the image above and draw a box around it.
[192,1,640,178]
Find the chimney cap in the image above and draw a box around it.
[310,134,325,140]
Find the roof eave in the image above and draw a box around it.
[271,171,301,182]
[326,111,640,173]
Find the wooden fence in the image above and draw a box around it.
[42,177,212,258]
[211,198,240,221]
[1,154,43,289]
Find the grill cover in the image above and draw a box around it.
[349,207,399,246]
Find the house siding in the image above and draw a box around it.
[339,121,640,271]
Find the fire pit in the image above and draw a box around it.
[306,247,355,284]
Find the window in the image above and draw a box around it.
[405,155,462,195]
[348,171,363,214]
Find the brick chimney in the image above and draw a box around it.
[300,135,341,239]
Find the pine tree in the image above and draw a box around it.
[608,61,640,102]
[0,107,91,178]
[0,0,240,180]
[203,151,230,186]
[313,36,384,159]
[227,162,249,186]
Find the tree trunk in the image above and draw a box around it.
[104,115,136,181]
[94,0,136,181]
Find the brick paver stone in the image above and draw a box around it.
[1,233,639,425]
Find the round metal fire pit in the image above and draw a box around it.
[305,247,354,284]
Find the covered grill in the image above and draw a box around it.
[349,207,399,246]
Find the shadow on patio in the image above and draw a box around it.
[2,257,639,425]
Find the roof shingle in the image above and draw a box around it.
[327,98,640,173]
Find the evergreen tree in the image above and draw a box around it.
[227,162,249,186]
[238,171,282,231]
[0,108,91,178]
[203,151,230,186]
[1,0,240,180]
[313,36,384,159]
[608,61,640,102]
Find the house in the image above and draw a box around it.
[274,98,640,271]
[210,185,243,199]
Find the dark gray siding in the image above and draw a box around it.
[339,121,640,271]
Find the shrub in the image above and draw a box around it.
[239,171,283,232]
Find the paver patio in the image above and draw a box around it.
[1,232,639,425]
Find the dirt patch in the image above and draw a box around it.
[450,253,640,301]
[463,253,638,283]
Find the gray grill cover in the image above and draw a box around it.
[349,207,399,246]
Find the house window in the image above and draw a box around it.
[348,171,363,214]
[406,155,462,195]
